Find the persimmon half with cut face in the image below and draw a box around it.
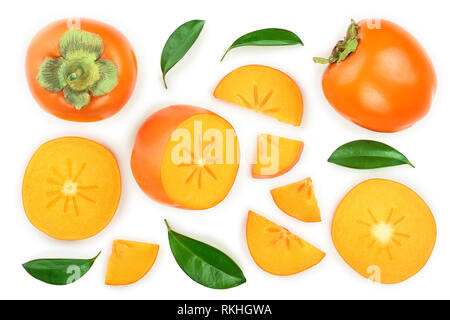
[131,105,240,210]
[332,179,436,284]
[214,65,303,126]
[314,19,436,132]
[26,18,137,122]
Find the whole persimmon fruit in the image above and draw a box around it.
[314,19,436,132]
[26,18,137,122]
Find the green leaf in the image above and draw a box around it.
[160,19,205,89]
[37,57,66,92]
[90,59,119,96]
[328,140,415,169]
[221,28,303,61]
[63,87,90,110]
[165,220,246,289]
[22,252,100,285]
[59,29,104,61]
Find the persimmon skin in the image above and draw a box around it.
[26,18,137,122]
[321,19,436,132]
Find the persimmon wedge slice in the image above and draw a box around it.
[271,178,321,222]
[22,137,121,240]
[214,65,303,126]
[105,240,159,286]
[332,179,436,284]
[246,211,325,276]
[252,134,303,179]
[131,105,240,210]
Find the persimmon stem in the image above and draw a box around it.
[313,19,360,65]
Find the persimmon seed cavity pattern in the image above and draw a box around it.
[371,222,394,244]
[46,160,98,215]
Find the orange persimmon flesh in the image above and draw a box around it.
[131,105,240,210]
[332,179,436,284]
[214,65,303,126]
[271,178,321,222]
[246,211,325,276]
[22,137,121,240]
[105,240,159,285]
[252,134,303,179]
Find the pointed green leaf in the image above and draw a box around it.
[221,28,303,61]
[328,140,415,169]
[37,57,66,92]
[165,220,246,289]
[90,59,119,96]
[59,29,104,60]
[63,87,90,110]
[160,19,205,89]
[22,252,100,285]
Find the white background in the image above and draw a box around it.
[0,0,448,300]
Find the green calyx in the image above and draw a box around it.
[313,19,360,64]
[37,29,118,110]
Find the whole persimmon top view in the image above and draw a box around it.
[26,18,137,122]
[314,19,437,132]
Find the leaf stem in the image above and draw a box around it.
[164,219,171,230]
[220,48,231,62]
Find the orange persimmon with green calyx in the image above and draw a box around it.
[214,65,303,126]
[314,19,436,132]
[252,134,303,179]
[105,240,159,286]
[271,178,321,222]
[332,179,436,284]
[26,18,137,122]
[246,211,325,276]
[131,105,240,210]
[22,137,121,240]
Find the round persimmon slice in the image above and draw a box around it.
[252,134,303,179]
[214,65,303,126]
[105,240,159,286]
[161,113,240,209]
[22,137,121,240]
[246,211,325,276]
[332,179,436,284]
